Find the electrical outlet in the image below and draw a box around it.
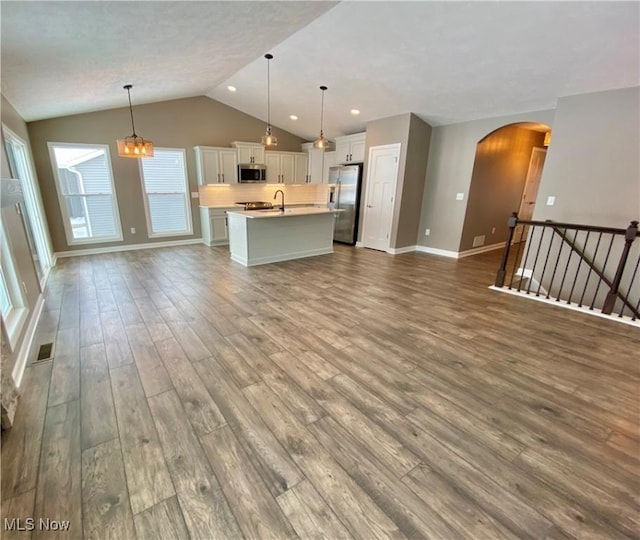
[456,192,464,201]
[491,227,496,234]
[191,192,199,199]
[546,196,556,206]
[130,227,136,234]
[425,228,430,236]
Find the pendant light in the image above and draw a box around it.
[261,54,277,147]
[117,84,154,158]
[313,85,330,150]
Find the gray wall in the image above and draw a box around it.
[363,113,431,249]
[0,96,42,380]
[418,109,555,253]
[396,114,431,248]
[27,95,306,252]
[460,125,545,251]
[533,86,639,226]
[526,87,640,314]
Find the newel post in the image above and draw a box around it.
[602,220,639,314]
[495,212,518,287]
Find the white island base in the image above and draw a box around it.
[227,207,340,267]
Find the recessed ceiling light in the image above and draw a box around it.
[289,115,298,121]
[350,109,360,115]
[227,85,237,92]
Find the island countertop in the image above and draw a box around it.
[226,207,342,219]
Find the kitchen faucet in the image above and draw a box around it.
[274,189,285,212]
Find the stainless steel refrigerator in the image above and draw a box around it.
[329,164,363,245]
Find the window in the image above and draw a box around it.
[48,143,123,244]
[139,148,192,237]
[0,224,28,351]
[4,124,54,285]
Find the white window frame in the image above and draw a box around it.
[48,142,123,245]
[138,147,193,238]
[3,124,55,285]
[0,221,28,352]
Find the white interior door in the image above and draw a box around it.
[515,147,547,240]
[362,143,400,251]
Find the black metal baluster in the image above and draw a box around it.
[620,252,640,319]
[546,228,567,299]
[518,224,536,293]
[536,225,556,297]
[588,234,615,311]
[557,227,580,302]
[576,231,598,307]
[526,226,547,295]
[508,219,527,290]
[495,212,518,288]
[602,221,639,315]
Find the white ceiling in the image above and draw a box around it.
[2,1,638,142]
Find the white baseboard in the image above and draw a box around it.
[55,238,203,258]
[489,285,640,327]
[355,241,364,248]
[415,245,460,258]
[231,247,333,267]
[414,242,505,259]
[457,241,506,258]
[387,245,417,255]
[11,294,45,388]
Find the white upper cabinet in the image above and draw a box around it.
[265,151,308,184]
[301,142,325,184]
[232,141,265,164]
[194,146,238,185]
[335,132,366,164]
[322,151,337,183]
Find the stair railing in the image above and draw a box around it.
[494,213,639,321]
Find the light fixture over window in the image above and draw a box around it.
[261,54,277,147]
[313,85,330,150]
[116,84,154,158]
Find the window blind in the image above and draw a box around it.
[140,149,192,237]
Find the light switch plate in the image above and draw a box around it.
[546,196,556,206]
[191,192,199,198]
[456,192,464,201]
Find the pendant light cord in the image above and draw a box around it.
[319,88,325,137]
[266,55,272,130]
[125,85,137,137]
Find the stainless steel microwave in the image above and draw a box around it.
[238,163,266,183]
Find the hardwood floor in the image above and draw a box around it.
[2,243,638,539]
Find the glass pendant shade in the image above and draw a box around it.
[262,54,277,147]
[117,84,154,158]
[313,85,330,151]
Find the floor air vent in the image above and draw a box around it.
[35,342,54,362]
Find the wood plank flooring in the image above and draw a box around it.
[1,243,639,539]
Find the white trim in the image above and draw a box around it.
[457,241,506,258]
[361,143,401,252]
[415,245,460,258]
[489,286,640,328]
[355,241,364,248]
[47,142,124,245]
[231,247,333,267]
[55,238,202,258]
[387,245,417,255]
[11,294,45,388]
[138,147,194,238]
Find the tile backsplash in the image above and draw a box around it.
[199,183,332,206]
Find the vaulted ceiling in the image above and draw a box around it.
[2,1,638,142]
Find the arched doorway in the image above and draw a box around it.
[459,122,551,252]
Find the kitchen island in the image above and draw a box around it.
[226,207,341,266]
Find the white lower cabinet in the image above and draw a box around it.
[200,206,237,246]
